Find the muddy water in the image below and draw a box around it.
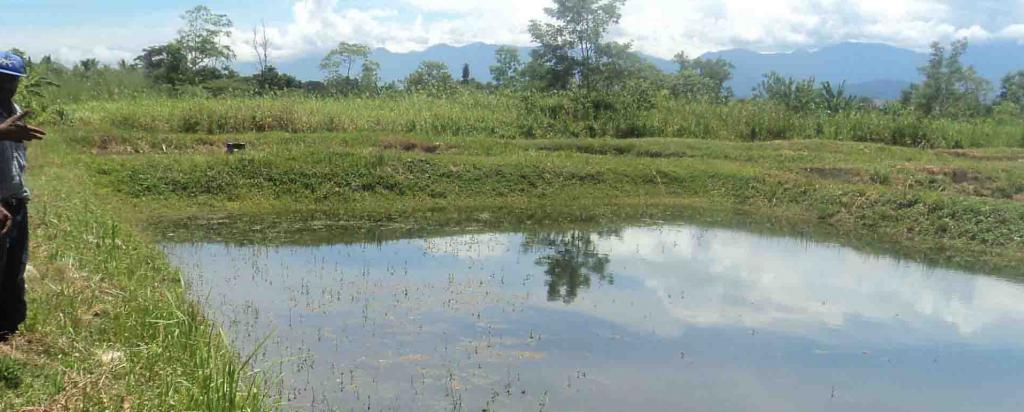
[163,225,1024,412]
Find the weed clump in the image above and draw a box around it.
[0,357,24,390]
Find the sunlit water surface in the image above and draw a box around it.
[163,225,1024,412]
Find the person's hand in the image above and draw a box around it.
[0,205,11,236]
[0,111,46,142]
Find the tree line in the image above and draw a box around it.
[13,1,1024,119]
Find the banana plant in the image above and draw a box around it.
[819,81,858,114]
[15,67,60,121]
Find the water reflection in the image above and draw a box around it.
[522,230,618,303]
[163,224,1024,412]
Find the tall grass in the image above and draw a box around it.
[68,93,520,137]
[64,93,1024,148]
[45,69,158,102]
[0,138,272,411]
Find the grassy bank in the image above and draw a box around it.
[2,115,1022,410]
[67,95,1024,148]
[75,129,1024,276]
[0,138,270,410]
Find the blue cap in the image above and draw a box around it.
[0,51,26,77]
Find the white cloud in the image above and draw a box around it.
[224,0,1024,64]
[580,226,1024,342]
[167,224,1024,346]
[12,0,1024,65]
[1000,24,1024,41]
[228,0,548,62]
[10,24,175,66]
[50,46,138,66]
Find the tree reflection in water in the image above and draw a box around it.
[522,230,620,304]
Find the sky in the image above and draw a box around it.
[3,0,1024,65]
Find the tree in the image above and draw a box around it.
[590,41,665,90]
[358,59,381,96]
[688,58,733,90]
[671,52,734,102]
[754,72,818,112]
[522,230,617,304]
[753,73,862,113]
[136,43,190,85]
[138,5,235,85]
[671,70,720,101]
[320,42,371,80]
[249,20,290,91]
[904,39,991,117]
[525,0,626,90]
[177,6,235,73]
[252,66,301,92]
[490,46,525,89]
[818,81,858,113]
[997,70,1024,109]
[34,55,69,77]
[76,58,100,74]
[252,20,271,73]
[405,61,454,95]
[461,63,471,84]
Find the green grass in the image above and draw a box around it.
[0,137,271,411]
[69,129,1024,276]
[0,357,24,390]
[65,94,1024,148]
[5,97,1024,409]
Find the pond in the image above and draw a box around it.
[163,224,1024,412]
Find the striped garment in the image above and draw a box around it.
[0,105,30,200]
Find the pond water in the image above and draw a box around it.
[163,225,1024,412]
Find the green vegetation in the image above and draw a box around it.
[55,128,1020,277]
[5,0,1024,409]
[0,357,23,390]
[997,70,1024,109]
[0,137,269,411]
[901,39,992,117]
[65,95,1024,148]
[12,1,1024,144]
[14,89,1023,411]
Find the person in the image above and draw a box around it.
[0,51,47,342]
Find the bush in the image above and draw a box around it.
[515,84,658,139]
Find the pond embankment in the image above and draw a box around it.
[2,125,1023,410]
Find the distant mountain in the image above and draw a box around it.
[705,41,1024,98]
[702,43,926,97]
[845,80,914,101]
[243,41,1024,100]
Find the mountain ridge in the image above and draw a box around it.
[242,41,1024,100]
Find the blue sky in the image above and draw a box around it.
[4,0,289,61]
[3,0,1023,65]
[4,0,291,25]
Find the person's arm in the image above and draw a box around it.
[0,204,11,235]
[0,111,45,142]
